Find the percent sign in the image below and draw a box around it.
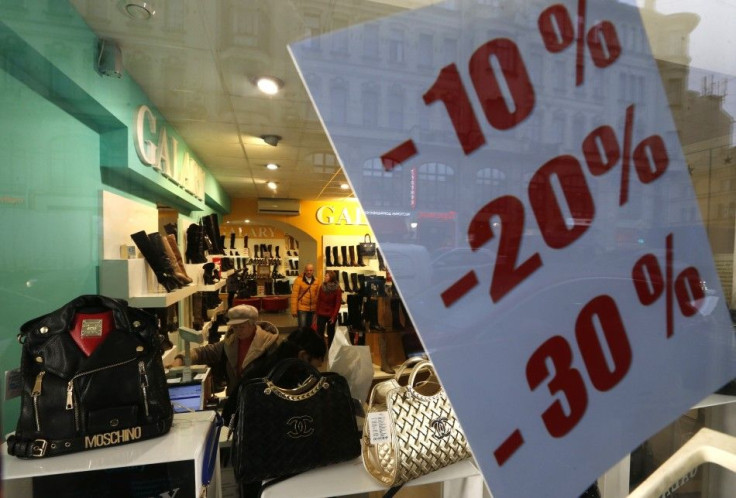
[631,233,705,338]
[538,0,621,86]
[582,104,669,206]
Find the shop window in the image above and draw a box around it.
[362,83,379,128]
[363,24,379,59]
[417,162,455,209]
[330,79,348,124]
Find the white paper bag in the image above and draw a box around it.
[328,326,373,403]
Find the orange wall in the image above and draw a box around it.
[225,198,374,274]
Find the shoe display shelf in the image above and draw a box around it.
[100,258,229,308]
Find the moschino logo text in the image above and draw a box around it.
[84,427,142,448]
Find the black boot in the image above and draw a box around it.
[254,244,260,259]
[325,246,333,267]
[342,271,352,293]
[275,246,281,259]
[348,246,357,267]
[341,246,349,268]
[130,231,181,292]
[357,274,366,295]
[201,215,221,255]
[356,245,366,266]
[377,248,386,271]
[185,223,207,264]
[333,246,341,266]
[230,232,235,249]
[202,262,217,285]
[391,298,404,330]
[351,273,360,295]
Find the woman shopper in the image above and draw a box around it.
[315,270,342,348]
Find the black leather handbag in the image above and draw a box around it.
[231,358,361,483]
[6,295,174,459]
[358,233,376,257]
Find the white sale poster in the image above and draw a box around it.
[290,0,736,496]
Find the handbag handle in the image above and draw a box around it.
[407,360,443,398]
[364,234,372,243]
[393,356,428,381]
[266,358,321,387]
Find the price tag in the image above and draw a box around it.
[367,411,392,444]
[290,1,736,496]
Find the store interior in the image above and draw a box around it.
[3,0,736,497]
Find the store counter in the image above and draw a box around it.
[3,410,220,498]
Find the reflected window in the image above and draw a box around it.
[418,34,433,68]
[362,83,379,128]
[388,85,404,130]
[476,168,506,199]
[330,79,348,124]
[363,24,379,59]
[388,27,405,63]
[362,158,405,207]
[311,152,338,174]
[304,13,321,50]
[417,162,455,208]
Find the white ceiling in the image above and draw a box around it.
[68,0,438,204]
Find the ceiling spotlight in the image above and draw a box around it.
[266,163,279,170]
[256,76,284,95]
[244,219,251,223]
[267,181,278,190]
[261,135,281,147]
[340,183,349,190]
[121,1,156,19]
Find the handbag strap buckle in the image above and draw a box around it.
[31,439,48,457]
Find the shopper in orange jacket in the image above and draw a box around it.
[290,263,320,329]
[315,270,342,347]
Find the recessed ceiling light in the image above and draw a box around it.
[256,76,284,95]
[340,183,349,190]
[267,181,277,190]
[261,134,281,147]
[266,163,279,170]
[244,219,251,223]
[121,1,156,19]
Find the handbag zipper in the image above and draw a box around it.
[32,371,45,432]
[65,356,138,431]
[138,360,150,417]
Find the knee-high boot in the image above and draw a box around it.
[341,246,349,268]
[325,246,333,267]
[332,246,341,266]
[130,231,182,292]
[348,246,357,267]
[356,245,366,266]
[342,271,352,292]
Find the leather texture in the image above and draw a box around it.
[358,234,376,256]
[231,358,361,483]
[362,360,472,486]
[7,295,174,458]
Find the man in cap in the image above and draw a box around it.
[191,304,279,397]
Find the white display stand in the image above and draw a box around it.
[3,410,221,498]
[259,458,490,498]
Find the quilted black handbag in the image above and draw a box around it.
[6,295,174,458]
[231,358,361,483]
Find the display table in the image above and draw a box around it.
[260,457,490,498]
[3,410,220,498]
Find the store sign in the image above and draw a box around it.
[315,204,368,225]
[134,105,205,201]
[291,1,736,497]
